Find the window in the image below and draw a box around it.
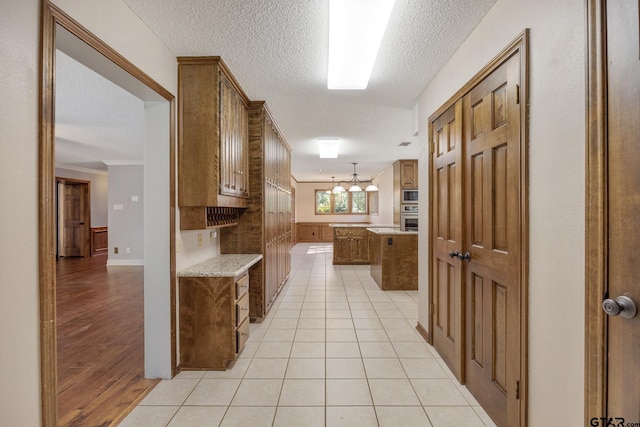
[315,189,368,214]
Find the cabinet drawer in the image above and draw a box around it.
[235,274,249,299]
[236,292,249,326]
[236,317,249,354]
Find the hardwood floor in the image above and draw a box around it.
[56,255,158,427]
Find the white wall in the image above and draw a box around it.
[0,0,41,424]
[368,165,394,225]
[107,164,144,264]
[416,0,585,424]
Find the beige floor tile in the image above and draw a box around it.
[220,406,276,427]
[326,358,366,378]
[381,318,414,329]
[326,309,351,319]
[326,328,358,342]
[119,406,178,427]
[254,341,293,358]
[326,342,362,358]
[273,406,325,427]
[356,329,389,342]
[400,358,449,379]
[297,318,325,329]
[268,318,299,329]
[325,318,355,329]
[262,328,296,342]
[411,379,468,406]
[473,405,498,426]
[386,328,423,342]
[294,328,325,342]
[302,302,325,310]
[375,406,433,427]
[244,358,288,379]
[326,379,373,406]
[424,406,485,427]
[326,406,377,426]
[376,308,404,319]
[231,379,283,406]
[139,378,199,406]
[203,358,251,379]
[237,341,260,359]
[273,309,301,319]
[299,309,326,318]
[278,379,325,406]
[359,341,397,358]
[167,406,227,427]
[393,341,434,358]
[351,309,379,319]
[285,358,325,378]
[456,384,481,406]
[363,358,407,379]
[173,370,205,379]
[369,378,421,406]
[349,302,374,310]
[184,379,241,406]
[353,318,384,329]
[290,342,325,358]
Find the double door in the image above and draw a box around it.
[430,45,525,427]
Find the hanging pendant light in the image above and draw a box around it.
[332,162,378,193]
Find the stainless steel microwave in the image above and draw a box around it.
[402,188,418,204]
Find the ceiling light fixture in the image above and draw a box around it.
[333,162,378,193]
[318,138,340,158]
[327,0,395,90]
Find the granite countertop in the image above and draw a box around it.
[178,254,263,277]
[367,227,418,235]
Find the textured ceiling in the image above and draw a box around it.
[55,50,145,171]
[57,0,496,181]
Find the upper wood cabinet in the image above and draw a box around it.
[178,56,249,209]
[399,159,418,188]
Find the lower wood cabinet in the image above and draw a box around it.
[333,227,370,265]
[369,231,418,290]
[296,222,334,242]
[179,272,249,370]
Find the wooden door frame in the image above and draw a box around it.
[584,0,608,421]
[56,177,91,258]
[427,30,529,426]
[39,2,177,425]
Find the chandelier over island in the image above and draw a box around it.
[332,162,378,193]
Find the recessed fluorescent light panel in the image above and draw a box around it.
[328,0,395,90]
[318,139,340,158]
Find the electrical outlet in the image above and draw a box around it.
[197,233,202,248]
[209,231,216,243]
[176,238,182,252]
[114,247,119,254]
[125,247,131,254]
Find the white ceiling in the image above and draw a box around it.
[55,0,496,181]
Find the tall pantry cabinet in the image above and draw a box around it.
[221,101,292,320]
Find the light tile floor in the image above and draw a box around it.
[121,243,496,427]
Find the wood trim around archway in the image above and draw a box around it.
[39,2,177,425]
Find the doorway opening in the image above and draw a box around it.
[39,2,176,426]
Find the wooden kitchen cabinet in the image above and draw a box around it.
[177,56,250,229]
[179,272,250,370]
[332,226,370,265]
[368,229,418,290]
[399,159,418,188]
[221,102,292,320]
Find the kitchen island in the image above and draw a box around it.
[330,223,399,265]
[368,227,418,290]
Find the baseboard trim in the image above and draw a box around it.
[416,321,430,344]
